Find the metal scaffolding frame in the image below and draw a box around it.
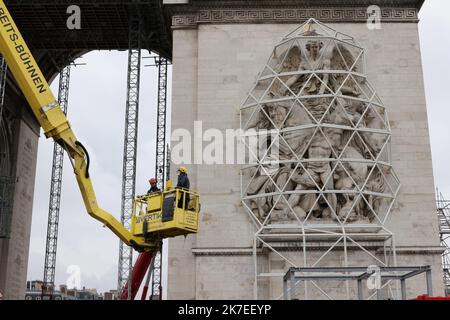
[118,19,142,296]
[166,145,171,183]
[149,56,169,300]
[240,19,400,300]
[150,250,162,300]
[148,145,171,300]
[4,1,172,57]
[283,266,433,300]
[42,65,71,297]
[155,56,168,192]
[253,226,397,300]
[436,191,450,296]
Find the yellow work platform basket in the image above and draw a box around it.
[131,185,200,241]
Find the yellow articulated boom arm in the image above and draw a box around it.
[0,1,154,251]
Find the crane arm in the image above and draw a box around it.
[0,1,151,250]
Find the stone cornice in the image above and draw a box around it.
[166,0,424,8]
[165,1,424,28]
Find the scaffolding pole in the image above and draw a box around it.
[150,56,169,300]
[436,190,450,296]
[166,145,171,182]
[154,57,168,191]
[42,65,71,297]
[118,19,142,297]
[150,250,162,300]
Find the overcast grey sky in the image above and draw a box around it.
[26,0,450,295]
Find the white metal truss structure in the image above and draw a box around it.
[154,56,168,192]
[436,191,450,295]
[283,266,434,300]
[118,19,142,295]
[43,65,71,297]
[151,56,169,300]
[240,19,401,300]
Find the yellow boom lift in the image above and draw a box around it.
[0,1,199,298]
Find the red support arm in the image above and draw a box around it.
[120,252,154,300]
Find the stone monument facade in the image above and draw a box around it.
[0,112,39,300]
[166,0,444,299]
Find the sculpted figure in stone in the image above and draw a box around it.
[279,101,314,159]
[284,135,337,219]
[302,97,332,122]
[247,173,271,220]
[246,155,280,220]
[245,102,286,130]
[266,101,288,129]
[342,146,368,187]
[365,166,389,221]
[282,39,331,96]
[277,45,302,74]
[330,44,361,97]
[336,99,365,126]
[361,108,388,157]
[242,24,397,225]
[247,97,314,160]
[247,161,300,222]
[336,146,368,221]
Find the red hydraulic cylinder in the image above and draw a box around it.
[120,251,154,300]
[140,270,150,300]
[141,284,149,301]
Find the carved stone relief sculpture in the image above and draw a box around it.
[241,19,400,226]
